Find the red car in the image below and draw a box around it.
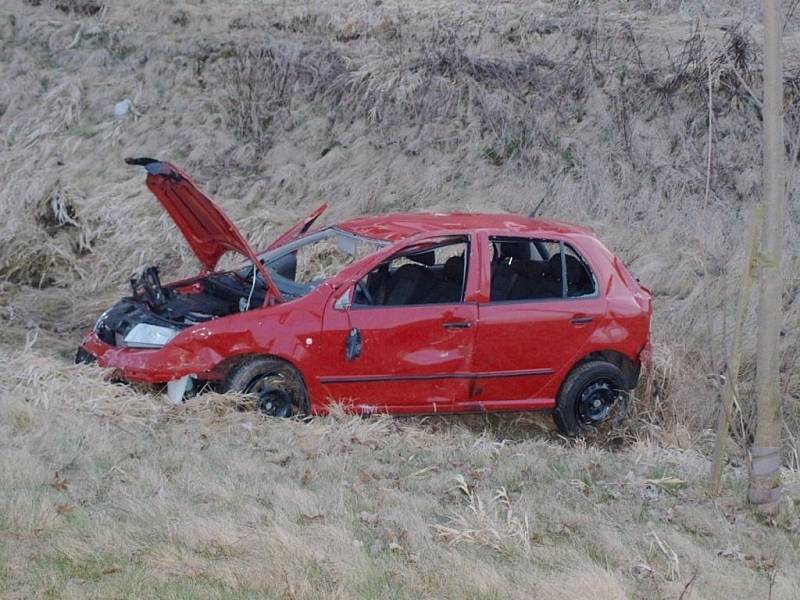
[77,158,652,436]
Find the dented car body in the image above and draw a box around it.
[78,159,652,435]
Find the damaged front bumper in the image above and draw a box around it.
[78,331,222,402]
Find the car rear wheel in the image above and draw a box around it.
[553,360,628,437]
[222,357,309,418]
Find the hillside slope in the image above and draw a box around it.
[1,0,799,597]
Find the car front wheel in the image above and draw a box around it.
[553,360,628,437]
[222,357,309,418]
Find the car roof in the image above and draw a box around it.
[335,212,594,242]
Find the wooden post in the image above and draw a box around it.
[749,0,786,516]
[709,205,763,496]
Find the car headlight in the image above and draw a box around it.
[122,323,179,349]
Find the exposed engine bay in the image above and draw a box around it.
[92,226,386,350]
[133,266,270,322]
[94,265,273,348]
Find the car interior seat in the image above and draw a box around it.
[422,255,465,303]
[382,263,433,305]
[491,242,530,301]
[507,253,558,299]
[563,254,593,296]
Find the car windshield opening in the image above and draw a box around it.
[238,228,386,301]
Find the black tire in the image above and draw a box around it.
[222,357,309,418]
[553,360,628,437]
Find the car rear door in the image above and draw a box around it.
[467,233,606,410]
[316,235,478,414]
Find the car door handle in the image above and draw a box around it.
[443,321,473,329]
[570,316,593,326]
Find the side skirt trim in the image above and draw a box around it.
[318,368,554,385]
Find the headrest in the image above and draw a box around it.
[542,254,586,285]
[394,263,428,278]
[544,254,562,278]
[407,250,435,266]
[510,258,544,279]
[498,241,530,260]
[564,254,586,285]
[444,255,465,280]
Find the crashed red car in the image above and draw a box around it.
[77,158,652,436]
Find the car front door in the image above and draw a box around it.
[467,233,607,411]
[316,235,478,414]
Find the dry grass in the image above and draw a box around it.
[2,349,800,598]
[1,0,800,596]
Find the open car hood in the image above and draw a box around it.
[127,158,254,271]
[126,158,327,303]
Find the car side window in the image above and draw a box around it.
[489,237,595,302]
[353,238,468,306]
[563,243,596,298]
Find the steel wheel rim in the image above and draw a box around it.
[576,379,618,425]
[247,373,293,417]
